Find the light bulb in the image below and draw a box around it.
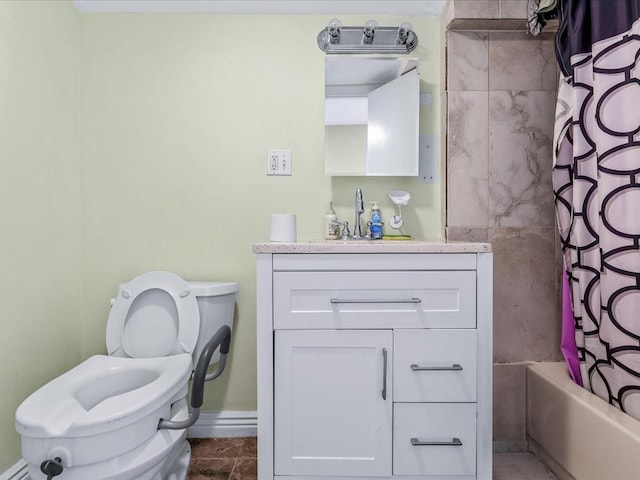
[327,18,342,44]
[363,19,378,44]
[397,22,413,43]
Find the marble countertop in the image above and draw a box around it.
[252,240,491,254]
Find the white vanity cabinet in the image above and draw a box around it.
[254,245,493,480]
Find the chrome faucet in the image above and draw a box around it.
[353,188,364,239]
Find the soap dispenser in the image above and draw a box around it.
[369,201,383,240]
[325,202,338,240]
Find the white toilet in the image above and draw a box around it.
[15,271,238,480]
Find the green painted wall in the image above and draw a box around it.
[0,1,81,471]
[0,6,441,471]
[77,12,441,412]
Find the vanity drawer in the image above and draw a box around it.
[273,271,476,330]
[393,403,477,477]
[394,329,477,402]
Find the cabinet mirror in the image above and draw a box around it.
[324,56,419,176]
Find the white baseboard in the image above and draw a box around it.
[187,410,257,438]
[1,410,257,479]
[0,459,28,480]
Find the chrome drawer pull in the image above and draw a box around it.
[381,348,388,400]
[410,363,463,371]
[330,298,421,304]
[411,437,463,447]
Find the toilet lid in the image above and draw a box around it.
[106,271,200,359]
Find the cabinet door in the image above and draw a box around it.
[367,69,419,176]
[274,329,392,477]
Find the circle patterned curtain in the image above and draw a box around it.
[553,15,640,419]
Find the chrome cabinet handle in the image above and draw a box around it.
[382,348,388,400]
[411,437,463,447]
[410,363,463,371]
[330,298,421,304]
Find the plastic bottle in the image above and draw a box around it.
[325,202,338,240]
[369,201,383,240]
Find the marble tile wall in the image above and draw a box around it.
[445,28,562,451]
[447,0,529,20]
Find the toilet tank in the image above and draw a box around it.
[189,281,238,366]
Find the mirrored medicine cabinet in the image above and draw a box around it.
[324,56,419,176]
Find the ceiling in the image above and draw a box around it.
[72,0,447,16]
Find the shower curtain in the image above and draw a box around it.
[553,0,640,419]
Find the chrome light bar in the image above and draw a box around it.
[317,19,418,54]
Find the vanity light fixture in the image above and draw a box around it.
[317,18,418,54]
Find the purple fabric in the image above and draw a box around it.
[556,0,640,78]
[561,265,582,386]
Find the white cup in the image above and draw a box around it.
[270,214,297,242]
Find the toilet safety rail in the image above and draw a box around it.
[158,325,231,430]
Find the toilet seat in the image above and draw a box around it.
[106,271,200,359]
[15,354,193,440]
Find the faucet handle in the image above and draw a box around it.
[340,221,351,240]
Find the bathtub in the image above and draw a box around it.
[527,362,640,480]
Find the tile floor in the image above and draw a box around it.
[187,438,558,480]
[187,437,257,480]
[493,452,559,480]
